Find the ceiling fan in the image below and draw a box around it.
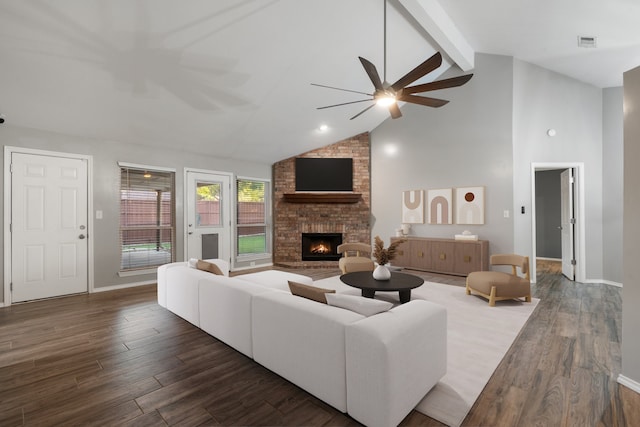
[312,0,473,120]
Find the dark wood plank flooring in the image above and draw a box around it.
[0,264,637,426]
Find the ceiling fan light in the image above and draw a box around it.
[376,95,396,107]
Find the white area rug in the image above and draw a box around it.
[314,277,539,427]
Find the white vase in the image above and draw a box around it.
[373,264,391,280]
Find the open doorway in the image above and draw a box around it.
[530,163,586,284]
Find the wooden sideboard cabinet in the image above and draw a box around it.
[391,237,489,276]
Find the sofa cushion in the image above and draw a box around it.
[252,291,365,412]
[289,281,335,304]
[198,276,281,358]
[196,259,224,275]
[239,270,313,291]
[345,300,447,427]
[325,293,393,316]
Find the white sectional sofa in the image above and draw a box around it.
[157,260,447,427]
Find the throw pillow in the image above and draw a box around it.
[196,260,224,276]
[288,281,335,304]
[325,293,393,316]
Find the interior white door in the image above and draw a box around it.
[11,153,88,302]
[560,168,575,280]
[186,171,231,263]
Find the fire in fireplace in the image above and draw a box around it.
[301,233,343,261]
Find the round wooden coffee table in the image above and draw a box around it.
[340,271,424,303]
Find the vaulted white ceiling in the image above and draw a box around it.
[0,0,638,164]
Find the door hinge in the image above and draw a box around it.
[571,259,577,265]
[570,218,576,224]
[10,282,12,291]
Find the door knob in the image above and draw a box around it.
[79,234,86,239]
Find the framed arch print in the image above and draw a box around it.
[427,188,453,224]
[402,190,424,224]
[455,186,485,225]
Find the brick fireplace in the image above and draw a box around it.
[272,133,371,268]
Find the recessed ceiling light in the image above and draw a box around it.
[578,36,597,48]
[319,124,328,132]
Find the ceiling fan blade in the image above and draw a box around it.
[389,103,402,119]
[399,94,449,108]
[403,74,473,94]
[390,52,443,92]
[317,99,374,110]
[350,103,376,120]
[359,57,384,90]
[311,83,373,97]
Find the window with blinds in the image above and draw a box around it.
[237,178,270,256]
[120,167,175,271]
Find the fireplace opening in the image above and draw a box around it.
[301,233,343,261]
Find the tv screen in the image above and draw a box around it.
[295,158,353,192]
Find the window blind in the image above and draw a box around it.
[120,167,175,270]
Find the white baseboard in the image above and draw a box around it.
[92,280,156,293]
[618,374,640,393]
[585,279,623,288]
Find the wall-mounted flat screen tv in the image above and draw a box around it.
[295,157,353,192]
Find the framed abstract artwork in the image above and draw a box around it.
[455,186,485,225]
[402,190,424,224]
[427,188,453,224]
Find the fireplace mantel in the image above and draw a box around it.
[282,193,362,204]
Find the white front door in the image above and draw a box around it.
[185,170,232,263]
[11,152,89,302]
[560,168,575,280]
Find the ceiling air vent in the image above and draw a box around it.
[577,36,597,48]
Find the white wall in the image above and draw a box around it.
[0,125,271,303]
[371,54,515,254]
[512,59,604,281]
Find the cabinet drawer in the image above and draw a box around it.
[453,243,482,275]
[390,238,411,267]
[430,241,454,273]
[410,240,433,270]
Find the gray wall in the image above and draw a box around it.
[0,125,271,304]
[622,65,640,388]
[535,170,562,259]
[603,87,624,285]
[512,59,604,281]
[372,54,616,285]
[371,54,515,255]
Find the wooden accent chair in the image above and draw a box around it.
[466,254,532,307]
[337,242,375,274]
